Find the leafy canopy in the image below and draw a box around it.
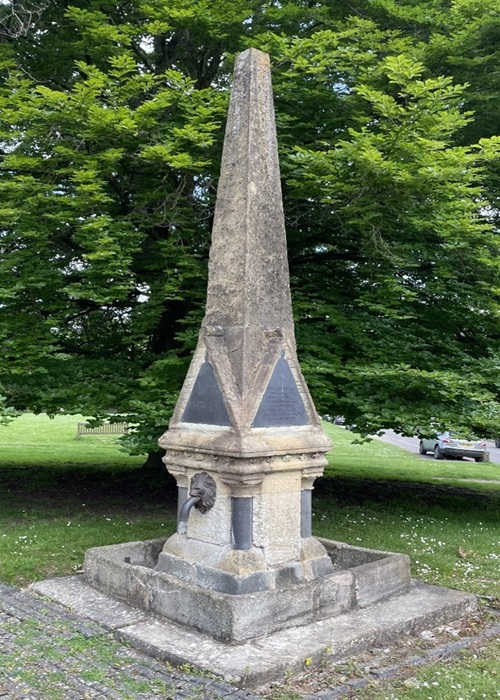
[1,0,500,452]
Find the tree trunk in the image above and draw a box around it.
[137,450,176,493]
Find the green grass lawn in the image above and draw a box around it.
[361,638,500,700]
[0,413,171,583]
[1,414,499,700]
[0,412,144,469]
[319,423,500,599]
[0,415,498,593]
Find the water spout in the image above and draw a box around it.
[177,495,201,535]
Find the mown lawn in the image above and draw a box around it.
[0,412,144,469]
[319,423,500,599]
[0,413,172,583]
[0,414,499,700]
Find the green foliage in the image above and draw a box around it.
[266,24,500,436]
[0,0,500,462]
[0,393,19,425]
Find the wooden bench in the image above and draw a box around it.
[75,422,129,439]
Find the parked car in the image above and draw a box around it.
[419,432,487,462]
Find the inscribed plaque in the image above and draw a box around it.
[252,355,309,427]
[182,360,231,426]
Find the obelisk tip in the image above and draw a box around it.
[235,47,270,66]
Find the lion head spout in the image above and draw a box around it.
[189,472,217,514]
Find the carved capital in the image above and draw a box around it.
[301,475,319,490]
[162,455,189,487]
[301,463,326,486]
[220,473,264,497]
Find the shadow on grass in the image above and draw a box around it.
[2,462,498,517]
[0,464,177,516]
[315,475,500,512]
[1,467,498,596]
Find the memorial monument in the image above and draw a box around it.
[33,48,477,687]
[155,47,335,598]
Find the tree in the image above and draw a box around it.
[1,0,499,472]
[266,29,500,437]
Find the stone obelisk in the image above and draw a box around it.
[58,46,473,684]
[64,47,474,684]
[157,48,333,593]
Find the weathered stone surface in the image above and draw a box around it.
[183,488,232,546]
[216,547,268,576]
[33,574,476,688]
[159,48,331,450]
[300,536,336,579]
[274,562,305,588]
[154,49,333,585]
[121,581,474,687]
[320,537,399,568]
[253,471,302,565]
[159,48,330,445]
[202,49,295,393]
[30,576,148,629]
[148,574,235,641]
[155,552,196,583]
[195,567,272,596]
[83,537,416,640]
[315,569,355,619]
[354,553,411,608]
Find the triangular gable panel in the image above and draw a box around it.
[252,354,309,428]
[182,359,231,426]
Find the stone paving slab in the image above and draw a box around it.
[117,581,477,687]
[1,577,497,699]
[27,575,477,688]
[31,576,149,630]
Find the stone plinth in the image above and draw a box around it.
[32,572,478,688]
[156,448,333,592]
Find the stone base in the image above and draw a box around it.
[82,537,411,642]
[155,535,335,594]
[31,575,477,688]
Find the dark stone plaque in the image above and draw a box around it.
[252,354,309,427]
[182,359,231,426]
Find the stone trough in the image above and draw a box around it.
[83,537,411,642]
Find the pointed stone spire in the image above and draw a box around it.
[157,47,333,597]
[159,47,331,456]
[203,48,294,396]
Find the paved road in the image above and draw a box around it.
[376,430,500,465]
